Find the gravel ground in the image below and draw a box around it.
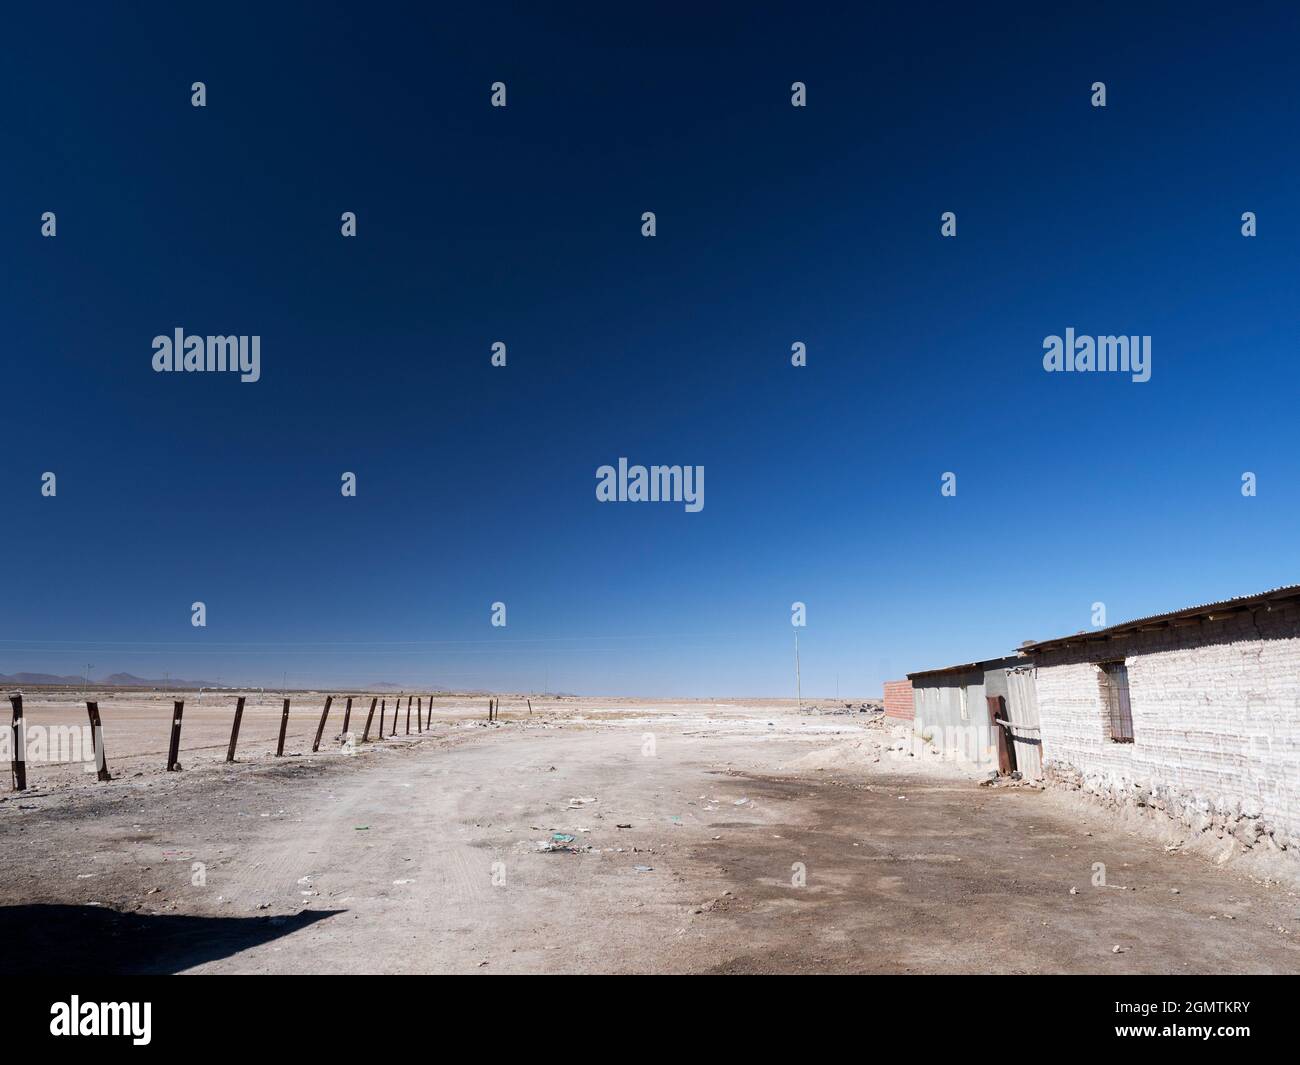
[2,695,1299,974]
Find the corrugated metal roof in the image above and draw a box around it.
[1019,583,1300,653]
[907,655,1023,681]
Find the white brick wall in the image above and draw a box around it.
[1035,602,1300,850]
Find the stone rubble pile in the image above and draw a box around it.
[1046,762,1289,855]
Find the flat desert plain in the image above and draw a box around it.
[2,691,1299,974]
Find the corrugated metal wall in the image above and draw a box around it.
[1004,666,1043,778]
[912,670,998,768]
[911,663,1042,777]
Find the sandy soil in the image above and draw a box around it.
[2,694,1299,974]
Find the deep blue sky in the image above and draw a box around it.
[3,3,1298,695]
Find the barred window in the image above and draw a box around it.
[1099,661,1134,743]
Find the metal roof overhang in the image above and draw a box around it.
[1017,584,1300,654]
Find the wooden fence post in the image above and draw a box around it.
[405,695,411,735]
[312,695,334,753]
[390,697,398,736]
[361,697,377,742]
[378,699,386,738]
[341,696,353,737]
[166,699,185,771]
[9,693,26,791]
[226,696,246,763]
[276,698,291,756]
[417,697,423,732]
[527,698,532,715]
[85,701,111,782]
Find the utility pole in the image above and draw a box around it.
[85,664,94,692]
[794,634,802,711]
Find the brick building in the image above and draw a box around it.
[1022,585,1300,855]
[882,679,914,721]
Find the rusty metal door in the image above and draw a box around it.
[986,695,1016,775]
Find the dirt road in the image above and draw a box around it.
[3,700,1298,973]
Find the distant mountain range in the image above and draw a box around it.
[0,672,219,688]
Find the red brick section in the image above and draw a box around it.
[883,679,914,721]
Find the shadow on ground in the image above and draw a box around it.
[0,905,341,975]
